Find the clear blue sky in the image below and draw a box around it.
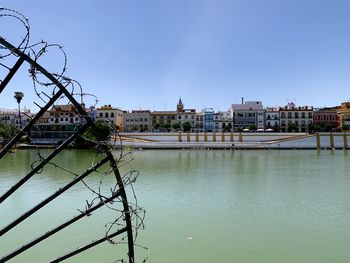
[1,0,350,112]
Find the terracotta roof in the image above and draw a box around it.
[50,104,77,112]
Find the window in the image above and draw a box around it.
[111,112,114,118]
[105,112,109,118]
[99,113,103,117]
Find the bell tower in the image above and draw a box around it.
[177,98,184,112]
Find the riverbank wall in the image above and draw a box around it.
[117,132,350,150]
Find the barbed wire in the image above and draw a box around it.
[0,7,146,263]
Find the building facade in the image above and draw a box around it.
[313,107,338,131]
[31,104,81,145]
[195,112,204,132]
[336,102,350,129]
[214,111,232,132]
[203,108,214,132]
[265,108,280,131]
[96,105,124,131]
[279,103,313,132]
[0,109,16,126]
[231,101,264,131]
[48,104,81,125]
[150,111,177,131]
[177,109,196,131]
[124,110,151,132]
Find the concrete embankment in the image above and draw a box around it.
[116,132,350,150]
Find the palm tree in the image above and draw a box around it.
[14,91,24,128]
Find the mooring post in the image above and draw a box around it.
[230,132,234,142]
[330,132,335,149]
[316,133,320,150]
[239,132,243,142]
[187,132,190,142]
[178,131,182,142]
[213,132,216,142]
[196,131,199,142]
[222,132,225,142]
[343,131,348,149]
[204,132,208,142]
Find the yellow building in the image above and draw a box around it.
[336,102,350,129]
[96,104,124,131]
[150,111,177,131]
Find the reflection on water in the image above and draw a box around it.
[1,149,350,263]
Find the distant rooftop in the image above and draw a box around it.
[231,101,263,110]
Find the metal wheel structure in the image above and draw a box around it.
[0,8,144,263]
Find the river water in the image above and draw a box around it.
[0,149,350,263]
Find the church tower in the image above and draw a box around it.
[177,98,184,112]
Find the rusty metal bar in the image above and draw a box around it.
[105,150,135,263]
[0,155,109,237]
[0,189,122,263]
[0,55,25,93]
[49,227,128,263]
[0,122,90,204]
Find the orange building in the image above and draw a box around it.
[336,102,350,129]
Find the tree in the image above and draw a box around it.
[342,124,350,131]
[288,123,299,132]
[163,123,171,132]
[85,120,112,141]
[172,122,181,130]
[248,124,256,131]
[0,122,17,141]
[74,120,112,148]
[14,91,24,128]
[323,123,332,132]
[313,124,321,132]
[182,121,192,132]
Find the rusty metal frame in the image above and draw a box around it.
[0,37,135,263]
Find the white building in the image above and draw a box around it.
[230,101,264,131]
[48,104,81,125]
[177,109,196,131]
[0,109,16,126]
[214,111,232,132]
[0,108,32,127]
[279,103,313,132]
[265,108,280,131]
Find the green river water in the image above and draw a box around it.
[0,149,350,263]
